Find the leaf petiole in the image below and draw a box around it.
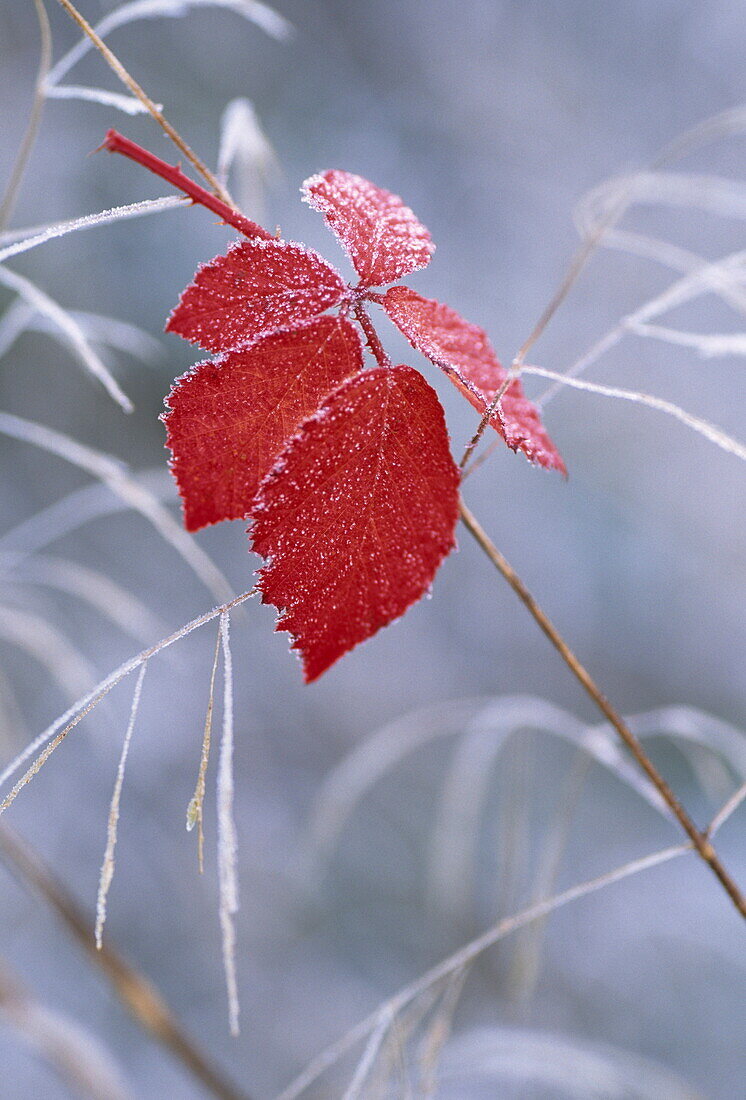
[101,130,272,241]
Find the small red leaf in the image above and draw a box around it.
[163,316,364,531]
[252,365,460,682]
[166,239,347,353]
[383,286,565,473]
[301,170,434,288]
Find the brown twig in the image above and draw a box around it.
[458,497,746,919]
[0,826,252,1100]
[54,0,231,201]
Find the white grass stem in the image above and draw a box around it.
[216,611,240,1036]
[526,366,746,462]
[95,662,147,949]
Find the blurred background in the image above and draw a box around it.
[0,1,744,1096]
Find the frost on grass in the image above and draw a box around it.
[527,367,746,463]
[0,197,184,263]
[216,612,240,1036]
[95,662,147,949]
[0,591,254,815]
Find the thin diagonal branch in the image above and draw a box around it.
[458,497,746,919]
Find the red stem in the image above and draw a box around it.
[354,301,392,369]
[102,130,273,241]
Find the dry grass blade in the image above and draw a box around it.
[537,250,746,408]
[577,172,746,236]
[341,1007,394,1100]
[186,622,222,872]
[45,83,162,113]
[0,470,173,562]
[54,0,236,199]
[47,0,291,90]
[441,1027,701,1099]
[416,967,469,1097]
[627,321,746,359]
[95,661,147,949]
[708,780,746,836]
[217,97,279,221]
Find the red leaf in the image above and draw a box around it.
[301,170,434,288]
[166,239,347,353]
[251,365,460,682]
[163,316,364,532]
[382,286,566,473]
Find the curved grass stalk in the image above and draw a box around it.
[458,499,746,918]
[0,412,231,601]
[0,604,95,700]
[5,555,166,644]
[54,0,236,200]
[275,843,691,1100]
[0,268,133,412]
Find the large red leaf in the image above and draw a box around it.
[301,170,435,288]
[163,316,364,531]
[166,238,347,353]
[251,364,460,681]
[382,286,565,473]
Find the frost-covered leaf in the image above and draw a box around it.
[166,239,347,353]
[252,365,459,681]
[163,316,364,531]
[302,170,434,288]
[383,286,565,473]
